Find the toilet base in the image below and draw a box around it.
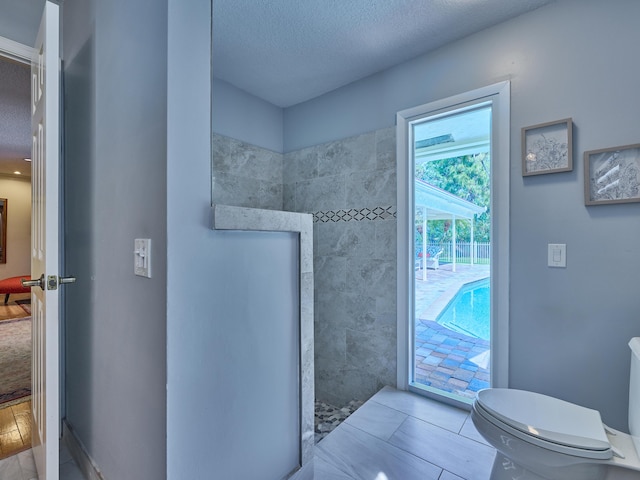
[605,467,640,480]
[472,403,609,480]
[489,453,545,480]
[489,453,609,480]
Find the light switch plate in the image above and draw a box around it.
[134,238,152,278]
[548,243,566,268]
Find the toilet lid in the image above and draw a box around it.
[476,389,611,455]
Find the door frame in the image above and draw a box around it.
[396,82,510,408]
[0,36,34,64]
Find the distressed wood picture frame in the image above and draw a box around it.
[584,143,640,205]
[522,118,573,176]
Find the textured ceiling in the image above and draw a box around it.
[0,0,45,177]
[213,0,554,107]
[0,0,555,176]
[0,57,31,178]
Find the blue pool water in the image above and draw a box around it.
[436,279,490,340]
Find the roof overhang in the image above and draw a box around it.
[415,136,489,164]
[415,180,486,220]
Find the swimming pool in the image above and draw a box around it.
[436,278,490,340]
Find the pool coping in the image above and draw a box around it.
[417,273,490,323]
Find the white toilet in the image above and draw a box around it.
[471,338,640,480]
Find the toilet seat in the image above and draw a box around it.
[475,389,613,460]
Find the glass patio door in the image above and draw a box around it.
[412,104,492,404]
[396,83,510,407]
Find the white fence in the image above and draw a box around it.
[429,242,490,264]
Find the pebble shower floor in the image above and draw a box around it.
[314,400,364,443]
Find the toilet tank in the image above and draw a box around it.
[628,338,640,453]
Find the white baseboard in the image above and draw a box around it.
[62,420,105,480]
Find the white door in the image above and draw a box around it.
[396,82,510,406]
[26,2,61,479]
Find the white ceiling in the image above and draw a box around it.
[213,0,553,108]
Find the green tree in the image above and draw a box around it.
[415,153,490,243]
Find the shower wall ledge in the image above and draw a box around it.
[212,204,313,274]
[211,203,315,471]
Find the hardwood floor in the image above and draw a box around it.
[0,293,30,321]
[0,293,32,460]
[0,400,31,460]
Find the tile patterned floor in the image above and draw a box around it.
[0,440,84,480]
[2,389,495,480]
[415,264,491,399]
[295,386,496,480]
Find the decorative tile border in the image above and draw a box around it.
[313,205,397,223]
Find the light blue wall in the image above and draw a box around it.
[283,0,640,431]
[166,0,215,476]
[62,0,168,478]
[0,0,45,45]
[213,77,284,153]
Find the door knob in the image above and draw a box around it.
[21,274,76,290]
[22,274,45,289]
[46,275,77,290]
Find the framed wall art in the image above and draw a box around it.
[522,118,573,176]
[584,143,640,205]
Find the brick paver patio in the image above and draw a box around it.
[414,263,490,400]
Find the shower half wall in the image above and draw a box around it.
[212,128,398,407]
[211,204,314,479]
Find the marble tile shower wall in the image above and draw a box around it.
[212,133,284,210]
[284,127,397,406]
